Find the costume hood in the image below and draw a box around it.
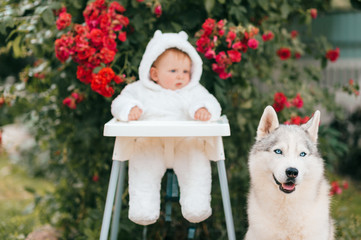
[138,30,203,91]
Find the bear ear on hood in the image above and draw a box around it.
[153,30,162,38]
[178,31,188,40]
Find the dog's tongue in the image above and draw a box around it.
[282,183,295,191]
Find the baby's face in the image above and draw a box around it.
[150,51,191,90]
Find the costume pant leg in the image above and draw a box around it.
[173,137,212,223]
[128,138,166,225]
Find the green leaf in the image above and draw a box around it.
[0,16,15,35]
[71,0,83,9]
[204,0,215,14]
[35,6,48,15]
[280,2,291,19]
[258,0,269,11]
[42,8,55,26]
[132,14,144,31]
[229,6,247,22]
[93,66,102,73]
[12,36,24,58]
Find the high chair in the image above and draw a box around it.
[100,116,236,240]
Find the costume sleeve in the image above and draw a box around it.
[111,82,144,121]
[188,85,222,121]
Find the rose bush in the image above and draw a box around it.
[0,0,351,239]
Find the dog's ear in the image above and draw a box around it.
[301,110,321,143]
[256,106,279,141]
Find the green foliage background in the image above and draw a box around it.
[0,0,351,239]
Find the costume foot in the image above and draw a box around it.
[181,195,212,223]
[129,211,159,225]
[128,208,159,225]
[128,197,160,225]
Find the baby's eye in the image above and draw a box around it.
[170,69,176,73]
[274,149,282,155]
[183,70,189,74]
[300,152,307,157]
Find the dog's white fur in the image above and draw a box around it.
[245,106,334,240]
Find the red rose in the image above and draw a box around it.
[0,97,5,107]
[88,53,103,68]
[216,51,232,66]
[109,2,125,14]
[92,174,99,182]
[154,4,162,18]
[202,18,216,36]
[231,41,244,51]
[294,52,301,59]
[56,12,72,30]
[74,24,89,36]
[227,50,242,63]
[290,116,302,125]
[98,67,115,82]
[212,63,231,79]
[310,8,317,19]
[291,93,303,108]
[54,7,67,17]
[100,48,116,64]
[330,181,342,195]
[63,97,76,109]
[204,48,216,59]
[272,92,289,112]
[226,31,236,48]
[55,45,71,63]
[99,13,111,31]
[113,74,125,84]
[247,38,259,49]
[89,29,104,46]
[325,47,340,62]
[301,116,310,124]
[103,36,117,51]
[55,34,74,62]
[277,47,291,60]
[291,30,298,38]
[113,15,129,30]
[262,31,274,42]
[76,66,93,84]
[196,36,212,54]
[118,31,127,42]
[91,73,115,97]
[76,46,96,61]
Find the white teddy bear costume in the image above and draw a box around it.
[111,30,222,225]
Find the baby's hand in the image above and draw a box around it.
[194,107,211,121]
[128,106,143,121]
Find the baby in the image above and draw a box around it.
[111,30,221,225]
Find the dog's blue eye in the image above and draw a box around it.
[274,149,282,154]
[300,152,307,157]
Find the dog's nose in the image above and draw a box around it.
[286,167,298,178]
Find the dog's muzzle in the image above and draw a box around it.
[273,174,296,194]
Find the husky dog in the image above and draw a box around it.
[245,106,334,240]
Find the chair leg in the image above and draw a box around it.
[100,160,122,240]
[165,169,179,222]
[110,161,126,240]
[217,160,236,240]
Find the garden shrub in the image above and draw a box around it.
[0,0,351,239]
